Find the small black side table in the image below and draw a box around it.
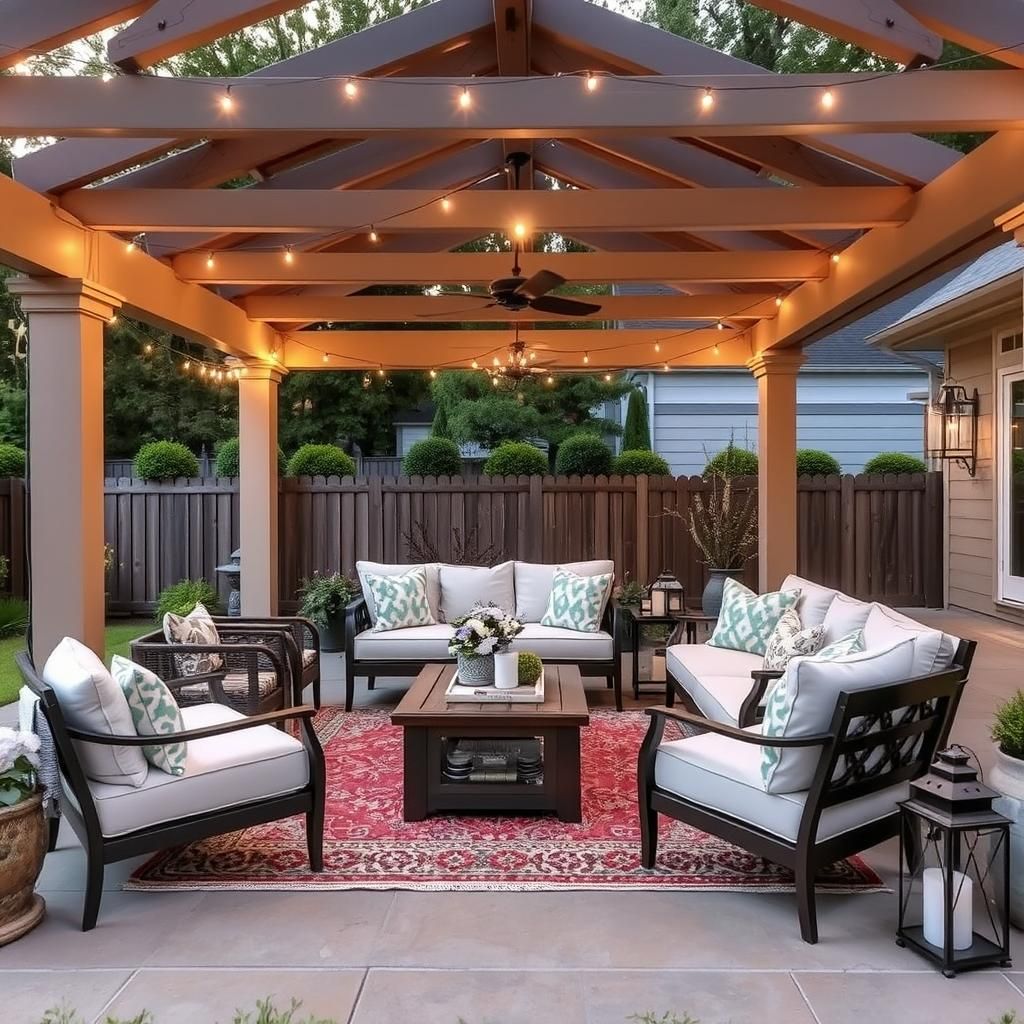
[618,604,718,699]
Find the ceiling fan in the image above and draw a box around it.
[418,152,603,321]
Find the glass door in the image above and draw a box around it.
[1000,373,1024,602]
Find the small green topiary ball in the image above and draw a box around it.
[134,440,199,481]
[554,433,613,476]
[612,449,670,476]
[0,443,26,477]
[703,444,758,478]
[483,441,549,476]
[862,451,928,475]
[214,437,287,477]
[796,449,841,476]
[285,443,356,478]
[518,651,543,685]
[402,436,463,476]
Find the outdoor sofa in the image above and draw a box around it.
[344,559,622,712]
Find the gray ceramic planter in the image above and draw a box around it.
[701,568,745,616]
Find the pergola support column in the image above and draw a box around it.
[238,364,281,616]
[10,277,121,662]
[748,350,805,592]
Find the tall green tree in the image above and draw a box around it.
[622,387,652,451]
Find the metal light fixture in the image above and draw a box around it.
[649,570,685,616]
[931,382,979,477]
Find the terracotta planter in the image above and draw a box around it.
[990,745,1024,929]
[0,791,47,946]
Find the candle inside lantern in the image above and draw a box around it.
[650,588,666,616]
[923,867,974,950]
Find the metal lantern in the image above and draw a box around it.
[931,382,979,477]
[897,748,1012,977]
[649,570,685,616]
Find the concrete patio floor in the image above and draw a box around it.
[3,608,1024,1024]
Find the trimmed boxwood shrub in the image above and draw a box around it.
[0,443,26,477]
[554,433,613,476]
[612,449,670,476]
[483,441,549,477]
[703,443,758,479]
[286,444,356,478]
[134,441,199,481]
[796,449,841,476]
[863,451,928,475]
[214,437,287,477]
[155,578,221,621]
[402,437,463,476]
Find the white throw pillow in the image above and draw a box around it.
[759,637,914,794]
[762,607,825,671]
[780,574,838,628]
[162,601,223,676]
[514,560,615,622]
[439,561,515,621]
[111,655,187,777]
[357,561,442,624]
[862,603,945,675]
[821,592,873,645]
[364,567,436,632]
[42,637,148,788]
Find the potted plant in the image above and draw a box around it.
[614,572,645,653]
[668,472,756,616]
[0,727,46,945]
[298,571,358,652]
[448,603,523,685]
[991,689,1024,928]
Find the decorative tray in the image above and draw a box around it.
[444,669,545,703]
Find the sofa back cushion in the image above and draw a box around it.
[821,593,873,645]
[862,603,953,675]
[514,560,615,622]
[357,561,441,625]
[708,578,800,656]
[780,574,838,629]
[759,638,914,794]
[42,637,149,788]
[439,561,515,621]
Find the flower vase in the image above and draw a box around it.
[0,791,47,946]
[494,651,520,689]
[457,653,494,685]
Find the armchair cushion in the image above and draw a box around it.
[541,567,614,633]
[780,574,838,628]
[365,566,436,632]
[654,730,909,843]
[862,603,952,673]
[356,561,442,625]
[179,670,279,703]
[162,602,224,676]
[665,643,764,725]
[111,655,187,777]
[708,579,800,656]
[514,560,615,622]
[439,561,515,621]
[42,637,148,788]
[821,593,872,646]
[76,703,308,837]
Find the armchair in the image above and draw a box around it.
[638,669,964,943]
[16,651,325,931]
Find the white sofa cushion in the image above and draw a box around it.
[780,574,838,628]
[354,624,454,661]
[43,637,148,788]
[357,561,442,625]
[760,639,915,793]
[439,561,515,621]
[821,592,873,645]
[78,703,308,837]
[514,560,615,623]
[510,623,613,660]
[654,729,909,844]
[862,603,958,672]
[665,643,764,725]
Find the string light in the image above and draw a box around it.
[583,352,590,364]
[471,360,479,369]
[283,245,294,264]
[376,367,386,378]
[546,375,554,385]
[654,342,661,353]
[125,235,139,254]
[603,373,612,382]
[831,251,841,264]
[713,343,720,355]
[219,86,234,112]
[458,85,472,109]
[183,359,191,371]
[700,87,714,111]
[585,71,599,92]
[821,88,835,110]
[493,356,501,366]
[513,222,526,239]
[429,369,437,378]
[775,296,784,308]
[440,197,451,212]
[108,315,119,326]
[368,227,379,243]
[322,351,329,363]
[716,320,724,330]
[663,363,669,372]
[199,366,207,378]
[343,78,358,98]
[205,252,216,269]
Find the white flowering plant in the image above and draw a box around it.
[0,727,41,807]
[448,603,523,658]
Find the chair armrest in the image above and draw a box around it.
[644,705,833,749]
[163,670,229,704]
[738,669,785,728]
[65,705,317,746]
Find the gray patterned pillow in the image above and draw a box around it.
[111,655,187,776]
[162,602,223,677]
[366,567,435,632]
[763,607,825,671]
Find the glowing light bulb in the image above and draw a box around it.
[144,343,153,354]
[108,315,119,326]
[471,360,479,369]
[821,88,835,110]
[775,296,784,308]
[831,251,841,264]
[604,373,612,382]
[344,78,358,99]
[376,368,385,378]
[493,356,500,367]
[586,71,599,92]
[583,352,590,364]
[126,238,138,254]
[459,85,472,109]
[513,222,526,240]
[206,252,215,269]
[440,197,451,212]
[546,375,554,385]
[716,320,724,331]
[368,227,378,243]
[220,89,234,112]
[654,342,661,353]
[714,343,720,355]
[322,352,329,364]
[283,246,294,264]
[663,363,669,372]
[700,87,714,111]
[429,369,437,379]
[183,359,191,370]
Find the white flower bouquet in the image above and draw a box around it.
[448,603,524,658]
[0,727,40,807]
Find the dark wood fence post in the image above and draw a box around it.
[528,474,543,561]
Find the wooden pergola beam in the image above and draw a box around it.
[2,72,1022,138]
[173,249,831,285]
[242,292,782,322]
[60,185,914,234]
[900,0,1024,71]
[0,173,277,360]
[284,328,751,369]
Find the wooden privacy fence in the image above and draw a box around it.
[0,472,943,613]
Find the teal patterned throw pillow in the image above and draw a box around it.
[541,568,613,633]
[759,629,865,790]
[111,655,187,777]
[707,578,799,655]
[366,567,435,632]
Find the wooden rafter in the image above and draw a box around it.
[900,0,1024,71]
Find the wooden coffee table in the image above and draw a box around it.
[390,663,590,822]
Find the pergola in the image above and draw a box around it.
[1,0,1023,660]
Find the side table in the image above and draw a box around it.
[618,604,718,699]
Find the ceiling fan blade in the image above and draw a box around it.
[529,295,602,317]
[515,269,565,301]
[415,302,496,319]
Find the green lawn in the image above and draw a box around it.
[0,619,153,707]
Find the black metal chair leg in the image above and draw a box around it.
[344,663,355,712]
[82,849,105,932]
[367,675,376,691]
[312,674,321,711]
[47,814,60,852]
[640,800,658,869]
[306,807,325,872]
[795,859,819,945]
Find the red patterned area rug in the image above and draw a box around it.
[126,708,884,893]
